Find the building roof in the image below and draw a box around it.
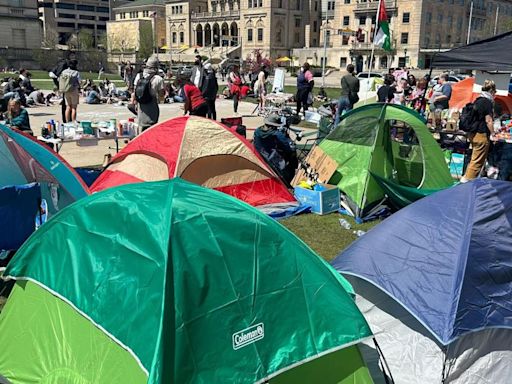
[115,0,165,9]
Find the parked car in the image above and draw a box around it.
[429,75,463,87]
[356,72,383,79]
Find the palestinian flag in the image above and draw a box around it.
[374,0,391,51]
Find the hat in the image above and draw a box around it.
[264,114,283,128]
[146,56,159,69]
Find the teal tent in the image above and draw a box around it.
[0,179,374,383]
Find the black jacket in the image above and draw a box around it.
[201,70,218,100]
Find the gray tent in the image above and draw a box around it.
[351,278,512,384]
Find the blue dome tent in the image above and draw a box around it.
[332,179,512,383]
[0,126,89,252]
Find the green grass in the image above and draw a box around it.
[281,213,381,262]
[31,79,126,91]
[15,70,122,81]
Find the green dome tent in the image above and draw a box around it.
[0,179,373,384]
[319,103,453,220]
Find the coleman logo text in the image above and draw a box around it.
[232,323,265,350]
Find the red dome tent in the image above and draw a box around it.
[91,116,296,208]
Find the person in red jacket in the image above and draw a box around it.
[180,76,208,117]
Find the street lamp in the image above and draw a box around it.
[404,48,408,67]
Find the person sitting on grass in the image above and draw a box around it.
[6,99,32,135]
[85,85,103,104]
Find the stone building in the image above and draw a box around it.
[107,0,167,63]
[293,0,512,70]
[38,0,110,46]
[0,0,41,49]
[165,0,314,60]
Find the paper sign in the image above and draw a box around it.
[272,68,285,92]
[292,146,339,186]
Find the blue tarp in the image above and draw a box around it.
[332,179,512,345]
[0,183,40,252]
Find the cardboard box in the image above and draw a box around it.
[445,120,457,132]
[294,184,340,215]
[292,146,338,187]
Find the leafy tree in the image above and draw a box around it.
[244,49,272,75]
[77,29,94,50]
[138,22,154,60]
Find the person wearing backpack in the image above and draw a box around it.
[59,59,80,123]
[131,56,165,131]
[460,80,496,183]
[334,64,360,126]
[200,63,218,120]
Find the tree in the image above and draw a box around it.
[97,33,108,50]
[77,29,94,50]
[245,49,273,75]
[138,23,154,60]
[42,28,59,49]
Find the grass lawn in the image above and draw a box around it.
[281,213,381,262]
[18,70,122,82]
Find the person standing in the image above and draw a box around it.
[431,74,452,111]
[124,61,134,90]
[98,62,105,80]
[190,55,205,89]
[295,63,314,117]
[334,64,359,126]
[50,58,69,122]
[200,63,218,120]
[256,64,268,114]
[132,56,165,131]
[461,80,496,182]
[228,65,243,114]
[377,74,395,103]
[181,76,208,117]
[60,59,81,123]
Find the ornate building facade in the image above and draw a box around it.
[166,0,317,59]
[293,0,512,69]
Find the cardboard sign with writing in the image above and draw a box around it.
[292,146,338,186]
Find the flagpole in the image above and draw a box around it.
[364,0,382,105]
[467,1,473,44]
[494,5,499,35]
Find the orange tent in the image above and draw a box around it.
[450,77,512,114]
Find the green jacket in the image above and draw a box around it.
[8,108,31,132]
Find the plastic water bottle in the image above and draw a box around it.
[339,219,352,230]
[353,230,366,237]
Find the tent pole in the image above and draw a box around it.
[467,1,473,44]
[364,0,382,105]
[494,5,499,35]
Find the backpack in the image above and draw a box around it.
[459,100,479,132]
[59,68,79,93]
[135,74,155,104]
